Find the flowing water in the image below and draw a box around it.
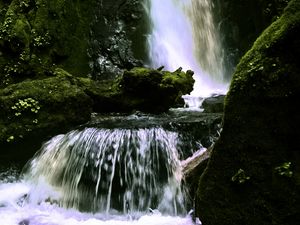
[0,0,228,223]
[146,0,229,108]
[0,124,203,225]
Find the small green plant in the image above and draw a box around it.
[6,135,14,142]
[19,0,30,9]
[275,162,293,177]
[0,13,13,40]
[32,29,51,47]
[11,98,40,117]
[231,168,250,184]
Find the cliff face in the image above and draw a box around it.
[212,0,291,78]
[0,0,99,84]
[88,0,147,79]
[0,0,192,163]
[0,0,145,86]
[196,0,300,224]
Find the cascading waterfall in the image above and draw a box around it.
[0,127,197,224]
[24,127,186,215]
[146,0,228,107]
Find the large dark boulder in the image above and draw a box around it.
[195,1,300,224]
[202,95,225,113]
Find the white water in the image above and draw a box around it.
[0,127,198,225]
[147,0,228,108]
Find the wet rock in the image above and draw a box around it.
[202,95,225,113]
[182,148,212,199]
[0,0,146,86]
[195,1,300,224]
[88,0,147,79]
[18,219,29,225]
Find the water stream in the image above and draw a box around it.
[0,125,203,225]
[146,0,229,108]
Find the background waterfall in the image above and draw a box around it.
[23,127,187,216]
[146,0,228,102]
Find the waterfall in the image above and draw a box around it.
[22,127,187,216]
[146,0,228,106]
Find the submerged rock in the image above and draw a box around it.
[195,1,300,224]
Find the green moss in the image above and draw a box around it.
[231,168,251,184]
[227,0,300,100]
[12,16,31,47]
[274,162,293,177]
[118,67,194,112]
[0,66,195,158]
[0,0,99,84]
[0,68,93,146]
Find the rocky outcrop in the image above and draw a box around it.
[0,0,99,86]
[89,0,147,79]
[212,0,291,78]
[0,67,194,161]
[195,1,300,224]
[0,0,145,86]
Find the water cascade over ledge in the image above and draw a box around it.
[0,123,204,225]
[146,0,229,108]
[24,127,186,215]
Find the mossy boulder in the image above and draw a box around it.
[0,67,194,161]
[118,67,195,112]
[195,1,300,224]
[84,67,194,113]
[0,68,93,161]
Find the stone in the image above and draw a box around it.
[195,1,300,224]
[201,95,225,113]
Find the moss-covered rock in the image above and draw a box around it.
[85,67,194,113]
[0,0,98,87]
[195,0,300,224]
[0,66,194,161]
[0,68,93,161]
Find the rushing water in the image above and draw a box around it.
[0,126,201,225]
[146,0,228,107]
